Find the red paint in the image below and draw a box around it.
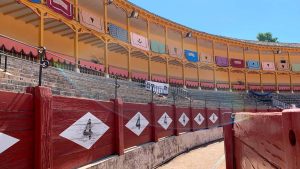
[123,103,152,149]
[0,91,34,169]
[52,96,115,169]
[155,105,175,139]
[191,108,207,130]
[206,108,220,128]
[33,87,53,169]
[224,110,300,169]
[223,112,234,169]
[175,107,191,134]
[113,98,125,155]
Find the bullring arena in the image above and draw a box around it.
[0,0,299,169]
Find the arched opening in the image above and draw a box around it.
[214,42,227,58]
[151,56,166,83]
[130,50,148,82]
[261,72,276,91]
[277,73,291,92]
[167,28,182,59]
[107,3,127,43]
[231,70,246,91]
[229,45,243,60]
[185,63,198,88]
[198,38,213,63]
[247,71,261,91]
[168,59,183,86]
[107,42,129,78]
[215,68,229,91]
[43,18,75,70]
[199,65,214,89]
[149,22,165,54]
[78,32,105,75]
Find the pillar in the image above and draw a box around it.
[103,0,108,33]
[148,56,152,80]
[166,58,169,83]
[212,41,217,91]
[243,47,247,91]
[74,29,80,72]
[128,48,131,80]
[104,40,109,77]
[33,87,53,169]
[39,11,44,47]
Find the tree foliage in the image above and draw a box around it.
[257,32,278,42]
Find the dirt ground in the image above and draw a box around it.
[157,140,226,169]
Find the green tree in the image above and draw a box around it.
[257,32,278,42]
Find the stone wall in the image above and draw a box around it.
[80,127,223,169]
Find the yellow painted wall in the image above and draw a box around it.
[185,66,197,80]
[0,13,38,47]
[169,64,182,78]
[131,57,148,72]
[183,37,197,52]
[130,17,147,37]
[229,45,243,60]
[290,52,300,64]
[107,4,127,29]
[199,69,213,81]
[44,23,74,56]
[260,50,274,62]
[198,39,213,61]
[78,38,104,62]
[167,29,181,52]
[214,42,227,57]
[151,61,166,76]
[245,49,259,61]
[215,70,228,82]
[149,22,165,43]
[275,52,289,64]
[247,73,260,84]
[277,74,290,85]
[292,74,300,84]
[262,73,275,84]
[108,51,128,69]
[231,72,245,83]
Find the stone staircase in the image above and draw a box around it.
[0,52,272,109]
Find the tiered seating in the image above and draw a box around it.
[0,52,273,109]
[273,93,300,107]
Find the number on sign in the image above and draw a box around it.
[183,115,186,123]
[136,114,141,129]
[164,115,168,124]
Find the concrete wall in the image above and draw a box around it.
[80,127,223,169]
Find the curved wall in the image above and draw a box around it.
[1,0,300,91]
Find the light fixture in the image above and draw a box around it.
[129,10,139,18]
[107,0,114,5]
[274,49,281,54]
[185,32,192,38]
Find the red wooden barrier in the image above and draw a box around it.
[175,107,191,134]
[2,86,275,169]
[206,108,220,128]
[33,87,53,169]
[153,104,174,140]
[191,108,207,130]
[123,103,152,149]
[51,96,115,169]
[224,109,300,169]
[0,91,34,169]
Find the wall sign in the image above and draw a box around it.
[59,112,109,149]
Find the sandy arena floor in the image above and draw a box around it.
[158,140,226,169]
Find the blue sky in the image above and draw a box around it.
[128,0,300,43]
